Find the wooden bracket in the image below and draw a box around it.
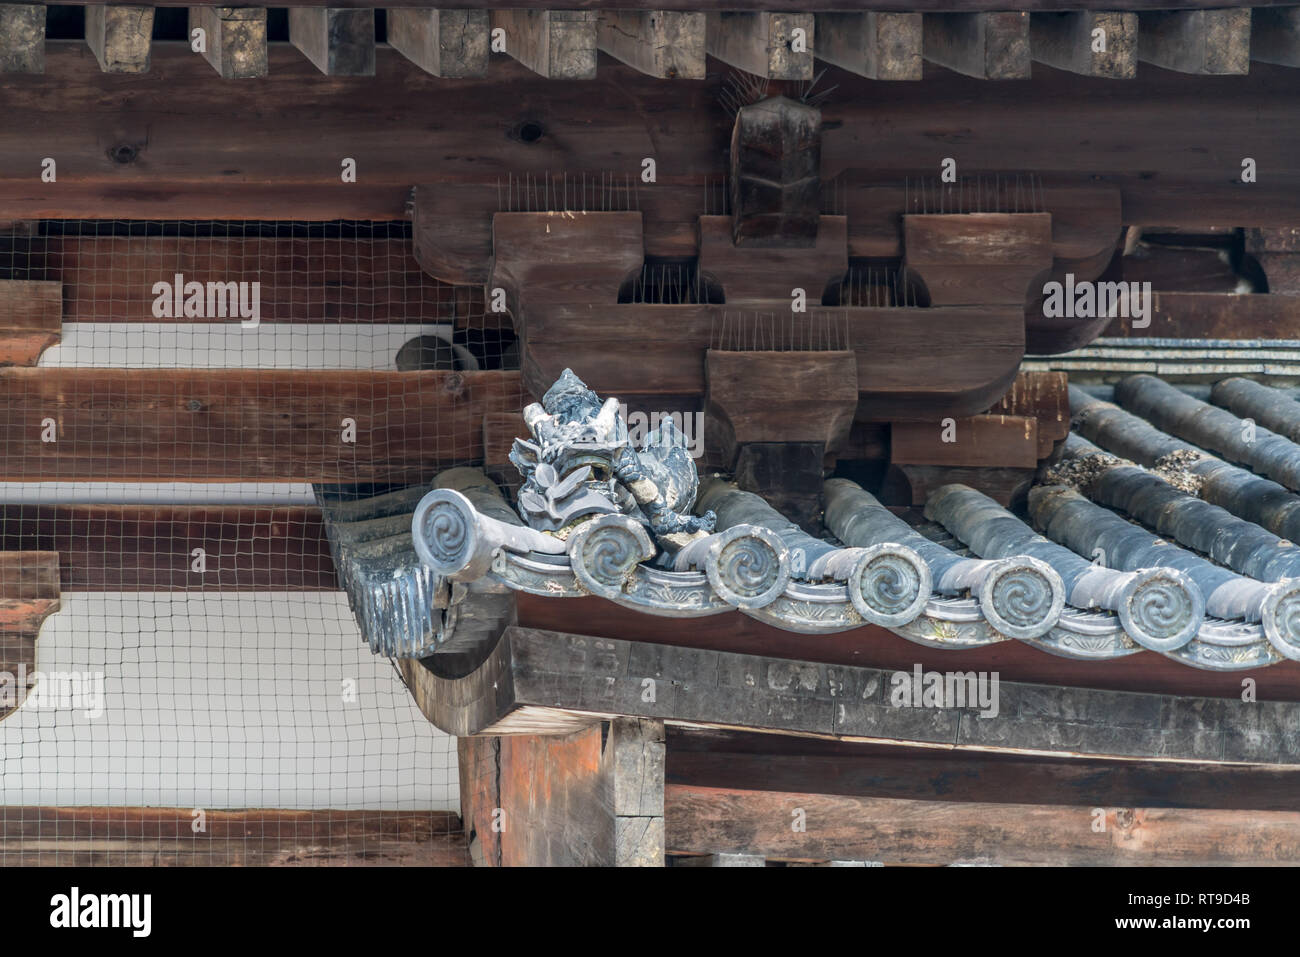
[0,551,62,724]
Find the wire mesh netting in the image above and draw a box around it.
[0,220,520,864]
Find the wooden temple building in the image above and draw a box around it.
[4,0,1300,868]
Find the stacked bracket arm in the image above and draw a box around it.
[925,484,1202,652]
[1030,447,1300,664]
[823,478,1065,640]
[695,476,930,626]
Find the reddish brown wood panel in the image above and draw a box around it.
[664,784,1300,865]
[0,368,525,482]
[0,280,61,366]
[1102,292,1300,339]
[0,506,335,591]
[4,237,454,323]
[0,807,470,866]
[515,592,1300,700]
[890,414,1039,468]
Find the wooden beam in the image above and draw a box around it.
[8,46,1300,229]
[1100,292,1300,339]
[388,9,489,78]
[697,215,845,301]
[666,784,1300,864]
[189,6,267,79]
[37,0,1300,13]
[407,626,1300,762]
[1137,9,1250,75]
[923,12,1031,80]
[0,506,335,591]
[706,350,858,466]
[1252,7,1300,67]
[85,5,154,73]
[490,10,598,80]
[289,7,375,76]
[890,414,1040,468]
[903,212,1054,305]
[0,368,524,482]
[0,280,61,366]
[1245,227,1300,294]
[0,4,45,74]
[668,729,1300,811]
[515,594,1300,702]
[987,370,1069,458]
[0,808,469,866]
[675,851,766,866]
[596,11,705,79]
[0,551,60,723]
[814,12,921,80]
[1030,11,1136,79]
[3,236,453,324]
[489,211,644,310]
[706,12,814,80]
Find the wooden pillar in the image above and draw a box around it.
[1030,12,1137,79]
[388,9,489,78]
[490,10,598,80]
[189,7,268,79]
[0,4,45,74]
[596,11,705,79]
[289,7,375,76]
[85,5,155,74]
[923,12,1031,80]
[814,13,922,80]
[707,12,814,80]
[1137,9,1250,75]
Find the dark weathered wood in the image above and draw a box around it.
[388,9,488,78]
[668,730,1300,811]
[732,441,825,531]
[412,626,1300,764]
[1118,242,1243,292]
[923,12,1031,79]
[490,10,598,79]
[7,46,1300,230]
[0,5,45,74]
[490,211,644,313]
[189,6,267,78]
[85,5,154,73]
[903,213,1054,305]
[675,851,766,865]
[0,808,469,866]
[1253,7,1300,67]
[519,303,1025,420]
[517,595,1300,701]
[707,12,814,79]
[890,414,1040,468]
[665,785,1300,865]
[729,96,822,247]
[0,368,524,481]
[596,11,705,79]
[0,280,61,366]
[888,462,1036,506]
[0,506,335,591]
[4,236,452,324]
[1030,11,1136,78]
[1137,9,1250,75]
[815,12,921,79]
[289,7,375,76]
[987,371,1069,458]
[1100,292,1300,339]
[706,350,857,466]
[41,0,1300,12]
[697,215,845,301]
[472,719,665,866]
[1245,227,1300,294]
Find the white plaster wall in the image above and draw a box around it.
[0,592,458,811]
